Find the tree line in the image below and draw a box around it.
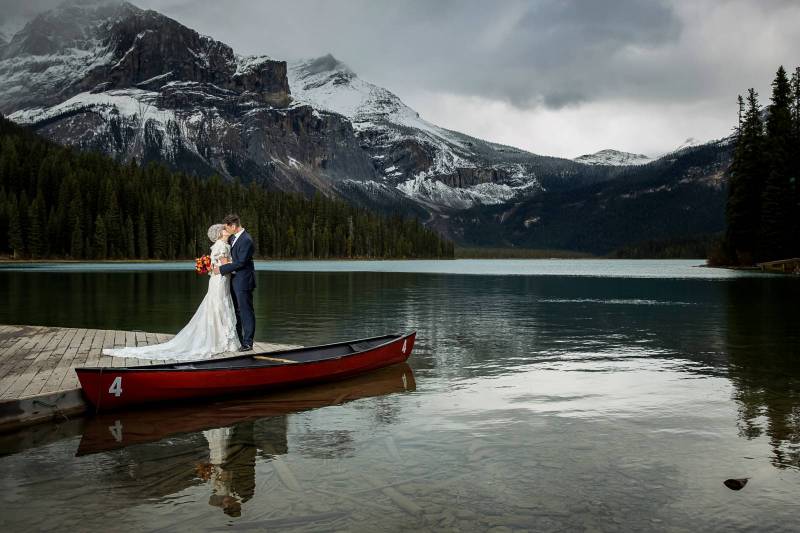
[0,116,454,260]
[719,65,800,265]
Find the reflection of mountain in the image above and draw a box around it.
[725,279,800,469]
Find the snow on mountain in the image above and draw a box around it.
[672,137,702,152]
[288,54,548,209]
[0,13,27,46]
[573,149,653,166]
[0,1,137,112]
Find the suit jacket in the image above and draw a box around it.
[220,230,256,290]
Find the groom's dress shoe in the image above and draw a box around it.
[240,345,253,352]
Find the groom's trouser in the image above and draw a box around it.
[231,287,255,346]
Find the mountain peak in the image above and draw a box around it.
[300,54,353,76]
[2,0,141,59]
[290,54,356,89]
[573,149,652,166]
[0,0,291,112]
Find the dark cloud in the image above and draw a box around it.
[0,0,60,20]
[2,0,795,112]
[124,0,683,109]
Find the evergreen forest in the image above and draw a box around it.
[0,117,454,260]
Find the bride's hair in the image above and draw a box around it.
[207,224,225,243]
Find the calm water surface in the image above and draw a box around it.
[0,260,798,532]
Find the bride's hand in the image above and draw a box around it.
[219,257,230,265]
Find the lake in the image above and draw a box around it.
[1,259,798,531]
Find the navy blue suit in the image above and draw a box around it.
[220,230,256,347]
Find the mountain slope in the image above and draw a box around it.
[289,55,610,210]
[450,140,732,253]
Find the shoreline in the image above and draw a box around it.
[0,257,709,265]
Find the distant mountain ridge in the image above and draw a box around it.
[0,0,733,253]
[574,149,653,166]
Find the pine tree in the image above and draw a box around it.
[70,222,83,259]
[151,213,166,259]
[137,213,149,259]
[68,193,84,259]
[760,66,793,261]
[27,190,46,258]
[94,215,107,260]
[7,198,24,259]
[725,89,764,265]
[125,216,136,258]
[104,186,123,258]
[790,67,800,256]
[0,137,20,191]
[0,189,9,254]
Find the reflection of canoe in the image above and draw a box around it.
[76,362,416,456]
[76,332,416,411]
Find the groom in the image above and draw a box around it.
[215,214,256,351]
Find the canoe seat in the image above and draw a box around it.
[348,342,372,353]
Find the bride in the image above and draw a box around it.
[103,224,241,359]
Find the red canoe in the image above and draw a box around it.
[76,331,416,412]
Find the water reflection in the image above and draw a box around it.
[725,278,800,469]
[1,263,800,530]
[66,364,415,518]
[201,423,257,516]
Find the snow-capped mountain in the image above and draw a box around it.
[573,149,653,166]
[672,137,703,152]
[288,54,579,209]
[1,0,376,194]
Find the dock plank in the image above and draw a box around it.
[1,328,68,397]
[6,327,79,399]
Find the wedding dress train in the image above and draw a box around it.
[104,240,241,360]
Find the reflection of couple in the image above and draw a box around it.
[198,425,256,517]
[104,214,257,359]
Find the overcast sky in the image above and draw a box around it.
[3,0,799,158]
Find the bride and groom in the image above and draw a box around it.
[105,214,256,360]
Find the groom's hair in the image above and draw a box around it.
[223,214,241,227]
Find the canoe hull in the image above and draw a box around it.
[76,332,415,412]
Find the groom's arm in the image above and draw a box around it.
[219,238,253,276]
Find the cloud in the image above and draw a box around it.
[130,0,683,109]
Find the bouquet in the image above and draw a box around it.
[195,255,212,276]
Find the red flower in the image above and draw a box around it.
[194,255,212,275]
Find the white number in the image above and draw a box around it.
[109,376,123,397]
[401,339,407,354]
[109,420,123,442]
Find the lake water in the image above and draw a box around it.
[1,260,798,532]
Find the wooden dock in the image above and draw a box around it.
[0,324,298,432]
[757,257,800,274]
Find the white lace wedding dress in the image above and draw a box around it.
[104,240,241,360]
